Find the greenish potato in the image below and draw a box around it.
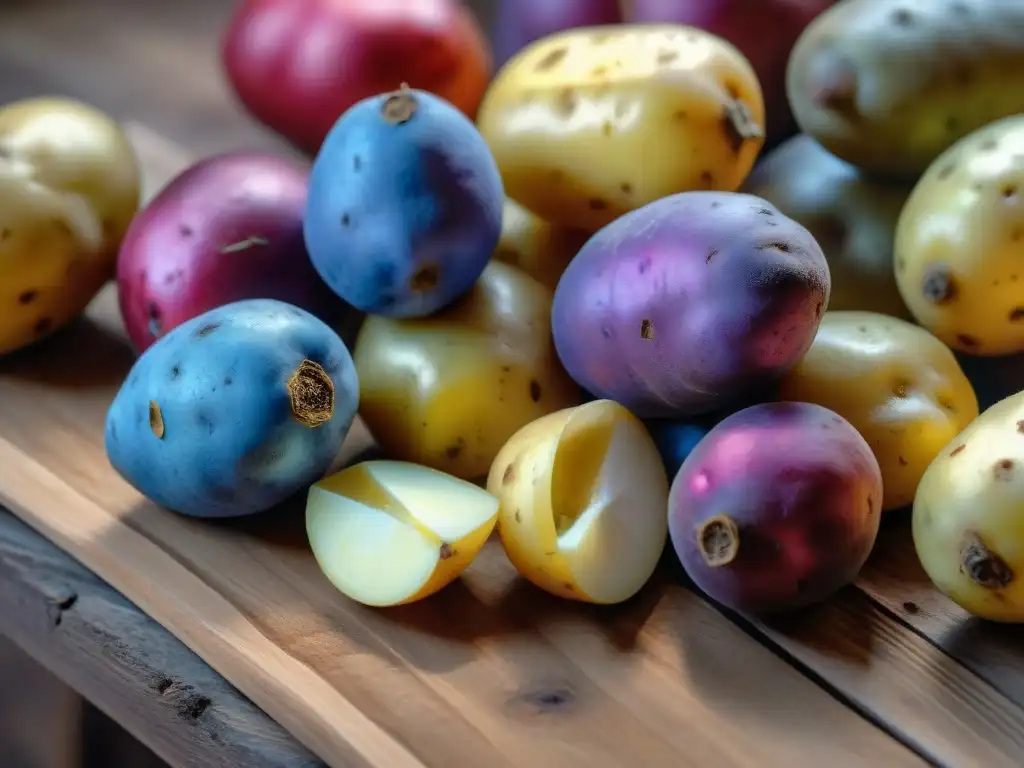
[787,0,1024,179]
[744,134,913,319]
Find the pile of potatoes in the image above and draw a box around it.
[6,0,1024,621]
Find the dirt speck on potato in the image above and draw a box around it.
[409,264,440,292]
[535,47,568,72]
[439,542,456,559]
[503,463,516,485]
[921,263,958,303]
[287,359,335,427]
[697,514,740,567]
[220,235,269,253]
[640,318,655,340]
[18,290,37,304]
[993,458,1015,481]
[149,400,165,439]
[960,532,1014,588]
[722,100,764,153]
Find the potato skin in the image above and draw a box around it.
[744,134,912,319]
[493,0,622,69]
[221,0,491,155]
[354,261,580,481]
[117,153,350,353]
[778,311,978,511]
[105,299,358,518]
[304,88,504,318]
[0,97,140,355]
[914,391,1024,622]
[477,24,766,231]
[669,401,883,615]
[551,191,830,419]
[787,0,1024,179]
[491,198,590,291]
[895,115,1024,356]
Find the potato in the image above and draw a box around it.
[117,153,349,353]
[787,0,1024,179]
[646,418,712,480]
[625,0,836,145]
[222,0,491,155]
[894,115,1024,356]
[105,299,358,518]
[307,461,498,607]
[0,97,140,355]
[304,87,504,318]
[743,134,913,319]
[491,198,590,291]
[551,191,830,418]
[669,402,883,615]
[477,24,766,231]
[493,0,622,69]
[913,390,1024,622]
[486,400,668,604]
[778,311,978,511]
[354,260,580,480]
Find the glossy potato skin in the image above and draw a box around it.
[787,0,1024,179]
[304,88,504,318]
[669,402,883,615]
[744,134,912,319]
[492,198,591,291]
[778,311,978,511]
[552,192,830,419]
[493,0,622,69]
[105,300,358,518]
[222,0,491,156]
[895,115,1024,356]
[477,24,766,231]
[914,391,1024,622]
[117,153,350,353]
[0,97,140,355]
[626,0,835,145]
[354,261,581,481]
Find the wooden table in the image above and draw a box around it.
[2,2,1024,768]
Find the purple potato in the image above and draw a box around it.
[551,191,830,418]
[669,401,883,615]
[492,0,622,69]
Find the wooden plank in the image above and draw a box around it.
[0,123,924,766]
[0,510,321,768]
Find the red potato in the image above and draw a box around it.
[669,402,882,615]
[116,153,349,353]
[222,0,492,156]
[624,0,835,145]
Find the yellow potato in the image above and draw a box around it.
[913,391,1024,622]
[354,260,581,481]
[486,399,668,605]
[743,134,913,320]
[491,198,590,291]
[778,311,978,511]
[307,461,498,607]
[477,24,765,231]
[895,114,1024,355]
[0,97,141,354]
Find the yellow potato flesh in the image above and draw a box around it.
[486,400,669,604]
[913,391,1024,622]
[477,24,765,230]
[778,311,978,511]
[354,260,580,481]
[306,460,499,607]
[895,115,1024,355]
[491,198,590,291]
[0,97,141,354]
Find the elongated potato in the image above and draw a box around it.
[478,24,766,230]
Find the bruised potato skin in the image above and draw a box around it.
[0,97,141,354]
[478,24,766,231]
[787,0,1024,179]
[777,311,979,511]
[914,390,1024,622]
[895,115,1024,356]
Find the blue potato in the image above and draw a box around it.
[304,87,504,318]
[105,299,358,518]
[645,420,712,480]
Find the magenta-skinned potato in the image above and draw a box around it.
[551,191,830,419]
[493,0,622,69]
[669,401,883,615]
[624,0,835,145]
[116,153,351,353]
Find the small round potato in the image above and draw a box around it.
[491,198,590,291]
[744,134,913,320]
[0,97,141,354]
[778,311,978,511]
[895,115,1024,356]
[914,390,1024,622]
[477,24,766,231]
[354,260,581,480]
